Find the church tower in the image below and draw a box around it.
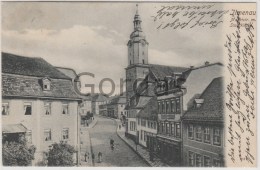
[126,5,150,101]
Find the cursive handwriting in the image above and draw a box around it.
[225,10,256,165]
[152,4,229,29]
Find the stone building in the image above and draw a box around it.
[2,52,82,165]
[182,77,225,167]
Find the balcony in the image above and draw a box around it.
[158,114,175,120]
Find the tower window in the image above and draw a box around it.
[130,60,132,65]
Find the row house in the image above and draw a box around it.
[2,52,82,165]
[182,77,225,167]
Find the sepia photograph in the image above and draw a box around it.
[1,0,257,168]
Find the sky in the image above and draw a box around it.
[1,2,225,95]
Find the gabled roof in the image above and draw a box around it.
[182,77,224,121]
[2,52,71,80]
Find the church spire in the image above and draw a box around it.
[134,4,142,31]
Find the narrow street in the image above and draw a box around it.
[89,116,148,167]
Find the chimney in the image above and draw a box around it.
[205,61,210,65]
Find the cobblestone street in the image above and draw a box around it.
[89,116,148,167]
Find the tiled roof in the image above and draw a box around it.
[2,52,71,80]
[149,64,189,80]
[56,67,77,80]
[137,97,158,120]
[182,77,224,121]
[2,74,81,100]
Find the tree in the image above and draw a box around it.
[46,141,76,166]
[2,135,36,166]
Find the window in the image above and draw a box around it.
[44,129,51,141]
[204,156,211,167]
[138,118,140,125]
[195,126,202,141]
[188,151,195,166]
[166,123,170,134]
[62,128,69,140]
[195,154,202,167]
[158,102,161,113]
[24,102,32,115]
[161,102,165,113]
[42,78,51,91]
[26,131,32,144]
[141,130,143,140]
[62,103,69,114]
[213,128,221,146]
[141,119,146,127]
[213,159,221,167]
[154,122,157,130]
[148,121,150,128]
[162,123,166,134]
[176,123,180,137]
[204,127,211,143]
[2,103,9,115]
[167,101,171,113]
[144,131,147,142]
[166,101,169,113]
[176,98,180,113]
[188,125,194,139]
[171,124,175,136]
[142,59,145,64]
[171,100,176,113]
[44,102,51,115]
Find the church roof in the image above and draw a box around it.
[2,52,71,80]
[182,77,224,122]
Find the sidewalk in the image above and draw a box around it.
[79,118,98,167]
[115,120,170,167]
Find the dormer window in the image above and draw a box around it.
[194,99,204,108]
[42,77,51,91]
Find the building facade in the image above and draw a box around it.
[2,52,81,165]
[91,93,108,115]
[182,77,225,167]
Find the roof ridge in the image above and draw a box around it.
[191,62,223,70]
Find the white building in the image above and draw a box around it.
[2,52,82,165]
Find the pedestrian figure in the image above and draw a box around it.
[119,124,121,130]
[92,153,95,162]
[84,152,88,162]
[98,152,102,163]
[87,122,89,127]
